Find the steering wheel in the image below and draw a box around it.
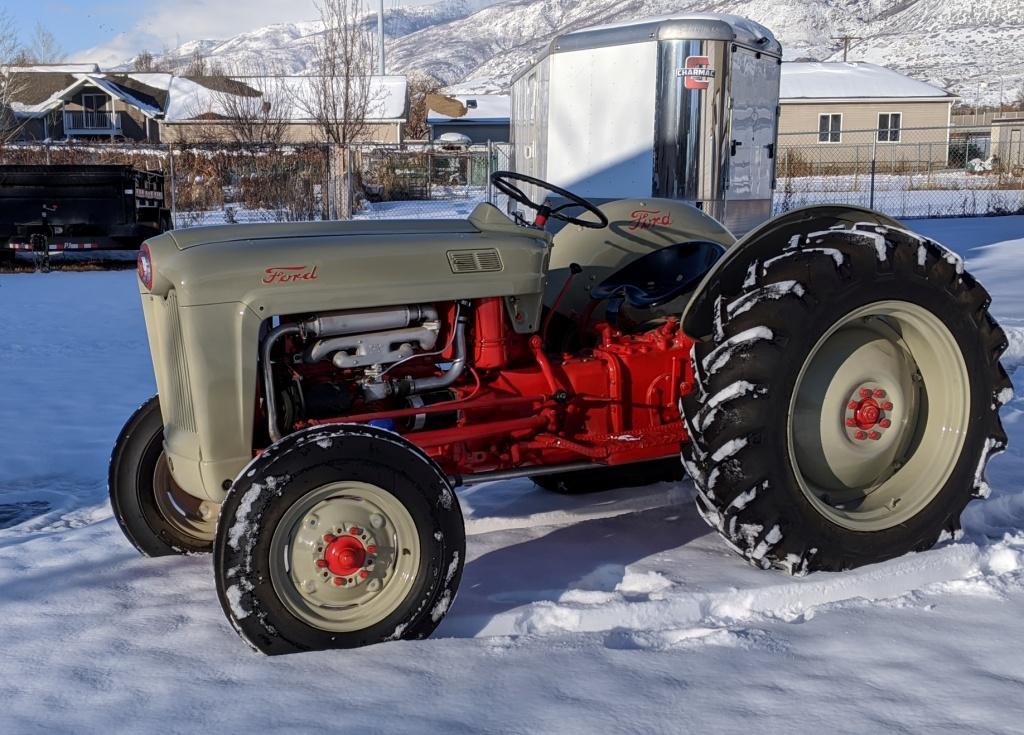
[490,171,609,229]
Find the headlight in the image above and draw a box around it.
[138,243,154,290]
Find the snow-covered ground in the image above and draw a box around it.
[1,216,1023,733]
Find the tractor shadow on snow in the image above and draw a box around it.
[438,488,706,638]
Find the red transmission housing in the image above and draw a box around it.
[295,296,694,479]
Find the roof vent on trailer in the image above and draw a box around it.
[447,248,503,273]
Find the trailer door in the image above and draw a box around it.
[725,47,780,231]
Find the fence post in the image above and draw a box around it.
[168,143,177,227]
[869,136,877,210]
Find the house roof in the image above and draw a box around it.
[163,75,408,123]
[427,94,510,124]
[9,72,170,118]
[780,62,954,102]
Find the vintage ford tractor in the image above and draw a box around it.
[110,171,1010,654]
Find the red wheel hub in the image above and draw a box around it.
[845,386,894,441]
[324,535,367,577]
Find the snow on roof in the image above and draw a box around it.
[164,75,408,122]
[781,62,953,101]
[126,73,174,92]
[9,63,100,73]
[10,72,168,117]
[427,94,509,123]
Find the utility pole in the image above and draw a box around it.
[377,0,385,75]
[831,35,862,62]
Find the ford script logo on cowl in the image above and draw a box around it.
[262,265,319,285]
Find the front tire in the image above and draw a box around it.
[108,396,218,556]
[214,425,465,655]
[681,224,1011,574]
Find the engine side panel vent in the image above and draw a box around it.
[447,248,503,274]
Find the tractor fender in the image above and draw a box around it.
[681,204,904,338]
[546,197,734,322]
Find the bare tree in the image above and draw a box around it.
[298,0,379,147]
[133,50,156,72]
[183,49,207,77]
[0,10,29,146]
[209,62,293,146]
[296,0,384,218]
[27,23,65,64]
[403,72,442,141]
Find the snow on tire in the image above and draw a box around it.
[681,224,1011,574]
[214,424,465,655]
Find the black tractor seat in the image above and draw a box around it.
[591,240,725,309]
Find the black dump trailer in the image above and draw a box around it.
[0,165,172,263]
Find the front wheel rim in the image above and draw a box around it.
[787,300,971,532]
[152,453,218,543]
[269,482,422,633]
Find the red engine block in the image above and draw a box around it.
[295,297,695,479]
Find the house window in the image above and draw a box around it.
[818,113,841,143]
[878,113,902,142]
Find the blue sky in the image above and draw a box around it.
[7,0,428,67]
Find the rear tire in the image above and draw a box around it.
[214,425,465,655]
[108,396,217,556]
[534,459,684,495]
[681,224,1011,574]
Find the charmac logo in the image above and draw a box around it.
[677,56,715,91]
[262,265,319,284]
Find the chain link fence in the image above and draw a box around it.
[349,142,512,220]
[774,125,1024,218]
[0,141,513,230]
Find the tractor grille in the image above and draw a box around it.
[161,290,197,434]
[447,248,503,274]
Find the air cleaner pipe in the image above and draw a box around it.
[262,323,302,443]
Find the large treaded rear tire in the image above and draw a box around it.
[681,223,1011,574]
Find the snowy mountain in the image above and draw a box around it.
[126,0,1023,104]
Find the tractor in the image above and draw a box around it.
[109,3,1009,659]
[110,170,1010,654]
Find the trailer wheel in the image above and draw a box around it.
[534,459,684,494]
[681,224,1011,574]
[108,396,218,556]
[215,424,465,655]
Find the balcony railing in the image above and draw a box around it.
[63,110,122,133]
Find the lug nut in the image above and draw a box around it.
[333,577,344,586]
[846,418,857,427]
[315,559,327,568]
[879,419,892,428]
[349,526,362,536]
[859,388,872,398]
[323,534,336,543]
[874,389,886,398]
[868,431,881,440]
[855,431,868,440]
[848,400,859,410]
[367,545,377,555]
[359,570,368,580]
[882,401,894,411]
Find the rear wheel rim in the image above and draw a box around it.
[151,453,217,543]
[787,300,971,531]
[269,482,422,633]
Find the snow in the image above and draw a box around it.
[164,75,409,122]
[780,62,952,100]
[1,216,1024,731]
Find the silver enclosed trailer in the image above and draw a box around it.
[510,13,782,235]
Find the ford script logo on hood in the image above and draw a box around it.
[262,265,319,285]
